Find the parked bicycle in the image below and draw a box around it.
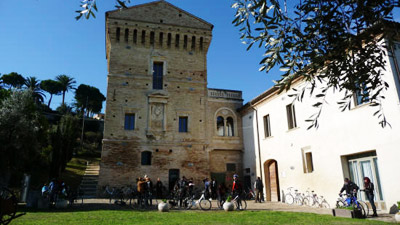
[184,191,211,210]
[285,187,303,206]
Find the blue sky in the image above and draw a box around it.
[1,0,399,112]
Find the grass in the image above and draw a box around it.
[10,210,392,225]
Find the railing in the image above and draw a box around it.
[208,88,242,100]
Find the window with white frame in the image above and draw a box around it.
[263,114,271,138]
[286,104,297,130]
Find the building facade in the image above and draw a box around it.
[98,1,243,192]
[241,32,400,212]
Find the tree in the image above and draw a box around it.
[75,84,106,117]
[0,90,44,185]
[56,74,76,106]
[232,0,399,128]
[41,79,63,107]
[1,72,25,89]
[24,76,45,104]
[75,0,131,20]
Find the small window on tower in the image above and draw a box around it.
[124,28,129,42]
[150,31,155,45]
[133,29,137,44]
[183,35,188,49]
[167,33,172,48]
[191,36,196,50]
[175,34,180,48]
[159,32,164,47]
[199,37,204,51]
[141,30,146,44]
[116,27,120,42]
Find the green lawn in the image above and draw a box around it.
[10,210,391,225]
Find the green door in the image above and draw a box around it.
[211,173,226,186]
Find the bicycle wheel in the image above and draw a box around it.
[336,200,345,208]
[320,200,330,208]
[199,199,211,210]
[295,196,303,206]
[358,200,369,217]
[303,198,309,206]
[217,199,225,209]
[356,201,367,218]
[285,194,294,204]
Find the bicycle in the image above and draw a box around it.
[285,187,303,205]
[336,191,368,217]
[303,190,329,208]
[186,191,211,210]
[232,194,247,210]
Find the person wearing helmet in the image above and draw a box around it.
[232,174,243,209]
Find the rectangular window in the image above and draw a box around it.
[354,83,370,106]
[141,151,152,165]
[124,114,135,130]
[302,151,314,173]
[199,37,203,51]
[152,62,163,90]
[263,114,271,138]
[286,104,297,130]
[179,116,188,133]
[226,163,236,172]
[191,36,196,50]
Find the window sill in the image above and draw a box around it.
[263,136,274,140]
[350,102,371,111]
[286,127,300,133]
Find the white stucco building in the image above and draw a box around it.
[240,24,400,213]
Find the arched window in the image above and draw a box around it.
[217,116,225,136]
[227,117,234,136]
[141,151,152,165]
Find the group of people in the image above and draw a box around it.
[339,177,378,217]
[41,178,69,205]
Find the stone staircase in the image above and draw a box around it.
[80,162,99,199]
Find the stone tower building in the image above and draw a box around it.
[98,0,244,192]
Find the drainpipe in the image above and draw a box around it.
[250,103,263,186]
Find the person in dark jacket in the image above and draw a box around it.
[254,177,264,203]
[155,178,163,199]
[339,178,359,196]
[232,174,243,209]
[362,177,378,217]
[211,178,217,200]
[179,176,188,207]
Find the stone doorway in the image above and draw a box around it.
[263,160,280,201]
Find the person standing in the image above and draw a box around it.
[156,178,163,199]
[211,178,217,200]
[232,174,243,209]
[179,176,188,207]
[339,178,359,196]
[188,178,194,197]
[254,177,264,203]
[363,177,378,217]
[137,177,146,207]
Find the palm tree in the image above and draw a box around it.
[41,79,63,107]
[24,76,45,103]
[56,75,76,106]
